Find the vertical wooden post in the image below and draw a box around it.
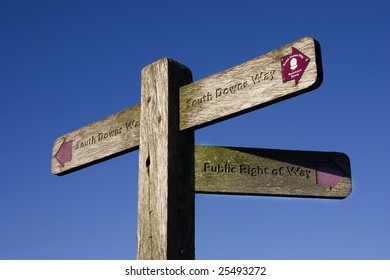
[137,58,195,259]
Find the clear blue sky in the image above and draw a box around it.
[1,0,389,260]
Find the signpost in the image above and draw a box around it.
[51,36,351,259]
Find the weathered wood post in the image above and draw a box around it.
[52,37,352,260]
[137,58,195,259]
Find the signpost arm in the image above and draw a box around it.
[137,58,195,259]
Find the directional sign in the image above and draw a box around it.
[194,146,352,199]
[179,36,320,130]
[52,36,321,175]
[51,105,140,174]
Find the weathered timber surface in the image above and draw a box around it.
[51,105,140,175]
[137,58,195,259]
[194,146,352,199]
[180,36,321,130]
[51,36,322,175]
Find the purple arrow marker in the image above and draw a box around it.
[316,160,345,189]
[281,47,310,84]
[55,139,73,167]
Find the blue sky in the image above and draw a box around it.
[0,0,389,260]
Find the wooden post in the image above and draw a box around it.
[137,58,195,259]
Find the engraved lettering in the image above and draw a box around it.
[186,92,213,109]
[203,162,237,173]
[185,69,276,110]
[125,120,139,131]
[271,167,284,175]
[98,127,122,141]
[239,165,269,176]
[215,80,248,99]
[286,166,311,178]
[203,162,312,179]
[251,70,276,84]
[215,88,223,98]
[75,136,97,150]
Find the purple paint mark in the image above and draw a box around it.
[316,160,345,189]
[55,139,73,167]
[281,47,310,84]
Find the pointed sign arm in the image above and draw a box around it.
[194,145,352,199]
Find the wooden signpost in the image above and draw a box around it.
[51,36,352,259]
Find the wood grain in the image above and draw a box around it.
[137,58,194,260]
[194,146,352,199]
